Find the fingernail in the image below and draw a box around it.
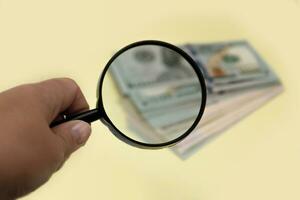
[71,121,91,145]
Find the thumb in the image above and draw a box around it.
[51,120,91,159]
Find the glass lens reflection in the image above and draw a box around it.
[101,45,202,144]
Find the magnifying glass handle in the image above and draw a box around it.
[50,108,100,128]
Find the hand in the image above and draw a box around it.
[0,78,92,199]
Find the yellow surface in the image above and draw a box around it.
[0,0,299,199]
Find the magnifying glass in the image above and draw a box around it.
[50,40,206,149]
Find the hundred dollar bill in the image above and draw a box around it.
[109,45,198,95]
[184,40,280,92]
[128,79,202,112]
[186,40,269,83]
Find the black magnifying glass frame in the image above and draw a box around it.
[50,40,207,149]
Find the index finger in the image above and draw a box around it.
[35,78,89,123]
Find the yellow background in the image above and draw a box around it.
[0,0,299,199]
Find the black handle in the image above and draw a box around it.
[50,108,100,128]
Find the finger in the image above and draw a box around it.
[35,78,89,123]
[51,120,91,163]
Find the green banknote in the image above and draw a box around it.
[109,44,198,95]
[128,79,202,112]
[184,40,280,92]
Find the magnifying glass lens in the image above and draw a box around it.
[101,45,203,145]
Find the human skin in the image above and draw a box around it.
[0,78,92,199]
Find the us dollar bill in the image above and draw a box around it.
[109,45,198,95]
[184,40,280,93]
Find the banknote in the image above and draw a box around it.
[186,40,270,83]
[128,79,202,113]
[109,44,198,95]
[184,41,280,93]
[211,72,279,93]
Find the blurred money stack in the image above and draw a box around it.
[109,40,283,159]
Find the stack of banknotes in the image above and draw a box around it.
[109,40,283,159]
